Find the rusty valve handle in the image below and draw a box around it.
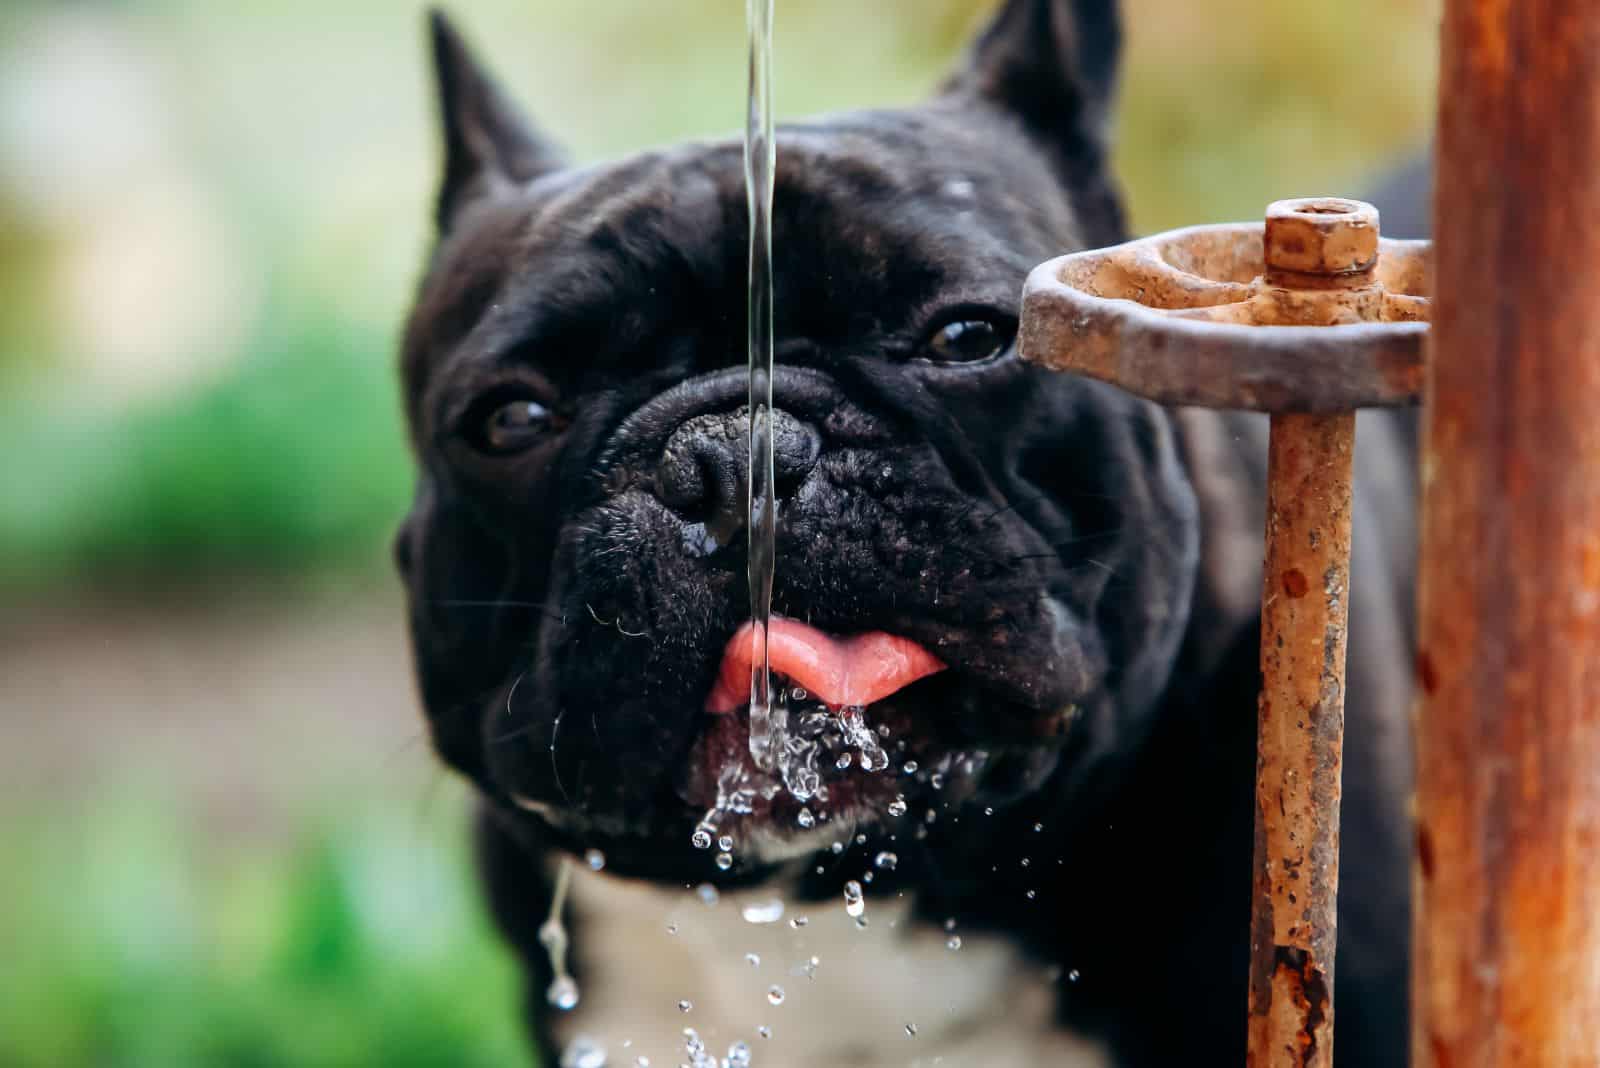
[1020,197,1432,1068]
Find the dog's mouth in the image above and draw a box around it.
[680,616,1002,860]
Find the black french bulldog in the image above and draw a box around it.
[395,2,1417,1065]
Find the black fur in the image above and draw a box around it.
[397,4,1416,1064]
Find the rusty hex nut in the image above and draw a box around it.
[1264,198,1380,278]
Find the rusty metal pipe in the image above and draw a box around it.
[1245,202,1377,1068]
[1413,0,1600,1063]
[1247,410,1353,1068]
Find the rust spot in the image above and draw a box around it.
[1282,568,1310,598]
[1274,946,1331,1065]
[1417,824,1435,879]
[1417,648,1439,695]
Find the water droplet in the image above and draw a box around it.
[1026,889,1037,900]
[718,835,735,852]
[767,985,786,1005]
[887,797,908,817]
[584,849,606,871]
[791,686,808,701]
[925,808,938,824]
[905,1023,919,1037]
[862,871,874,884]
[678,999,694,1013]
[930,772,945,789]
[547,976,580,1011]
[944,917,957,931]
[635,1058,650,1068]
[830,841,845,855]
[835,752,854,770]
[758,1026,772,1039]
[741,898,784,924]
[789,915,809,928]
[716,852,734,871]
[697,883,720,905]
[947,935,962,950]
[984,806,994,816]
[692,828,713,850]
[1033,821,1045,832]
[560,1035,607,1068]
[797,807,815,828]
[855,915,870,929]
[727,1040,752,1068]
[746,952,761,967]
[666,922,679,935]
[855,833,868,845]
[902,760,919,774]
[683,1028,706,1057]
[1020,857,1031,867]
[1068,968,1081,982]
[843,880,865,918]
[874,851,898,870]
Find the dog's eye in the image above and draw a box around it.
[476,397,562,454]
[923,317,1013,364]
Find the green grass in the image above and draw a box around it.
[0,789,533,1068]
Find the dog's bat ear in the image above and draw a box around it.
[942,0,1121,154]
[428,9,565,232]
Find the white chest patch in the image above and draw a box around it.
[550,866,1110,1068]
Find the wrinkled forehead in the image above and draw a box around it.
[543,114,1071,260]
[404,111,1076,400]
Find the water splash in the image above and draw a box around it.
[838,706,889,772]
[682,1028,755,1068]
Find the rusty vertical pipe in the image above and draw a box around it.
[1414,0,1600,1064]
[1247,201,1377,1068]
[1248,411,1353,1068]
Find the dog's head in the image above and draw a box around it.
[397,0,1200,880]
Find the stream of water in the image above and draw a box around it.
[744,0,779,773]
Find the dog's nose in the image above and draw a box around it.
[654,407,821,540]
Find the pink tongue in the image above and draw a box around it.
[705,616,946,714]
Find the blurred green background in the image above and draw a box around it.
[0,0,1435,1064]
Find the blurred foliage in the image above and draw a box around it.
[0,788,529,1068]
[0,3,1439,1064]
[0,0,1437,594]
[0,295,408,593]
